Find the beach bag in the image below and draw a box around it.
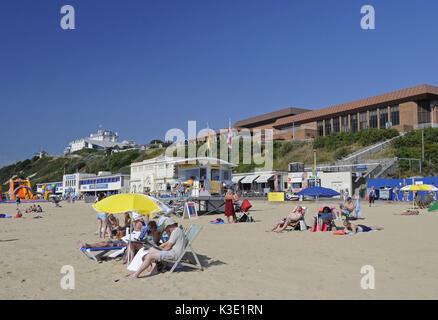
[241,199,252,212]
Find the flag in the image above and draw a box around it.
[228,119,232,149]
[207,123,211,150]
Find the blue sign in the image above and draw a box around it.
[89,184,108,190]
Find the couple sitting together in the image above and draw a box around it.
[79,217,185,278]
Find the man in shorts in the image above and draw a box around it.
[126,217,184,278]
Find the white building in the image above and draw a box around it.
[62,171,130,197]
[232,171,289,194]
[130,156,236,194]
[64,129,135,154]
[287,171,352,196]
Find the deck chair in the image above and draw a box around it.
[162,225,203,273]
[80,245,126,262]
[288,207,308,231]
[81,227,150,261]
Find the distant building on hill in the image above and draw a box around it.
[233,84,438,140]
[64,129,135,154]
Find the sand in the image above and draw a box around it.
[0,199,437,300]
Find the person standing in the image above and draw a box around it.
[393,184,399,201]
[16,196,21,207]
[368,186,376,207]
[224,189,236,223]
[340,189,344,201]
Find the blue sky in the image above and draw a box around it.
[1,0,437,167]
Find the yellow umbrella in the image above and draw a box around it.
[93,193,170,219]
[400,184,433,209]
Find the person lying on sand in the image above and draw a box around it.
[343,219,383,234]
[126,218,184,279]
[394,210,420,216]
[266,206,304,233]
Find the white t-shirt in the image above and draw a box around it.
[168,227,185,258]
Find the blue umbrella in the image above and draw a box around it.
[297,186,340,198]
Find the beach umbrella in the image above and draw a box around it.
[93,193,171,262]
[428,201,438,212]
[400,184,434,192]
[93,193,171,218]
[400,184,435,210]
[296,186,340,198]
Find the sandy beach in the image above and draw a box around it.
[0,199,437,300]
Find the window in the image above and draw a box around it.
[342,115,349,132]
[333,117,340,133]
[350,114,358,133]
[390,105,399,126]
[211,169,220,181]
[360,111,368,130]
[379,107,389,128]
[324,119,331,135]
[418,100,431,124]
[317,120,324,136]
[369,109,378,129]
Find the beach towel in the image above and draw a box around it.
[347,230,378,235]
[210,218,225,224]
[127,247,149,271]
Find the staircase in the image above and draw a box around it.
[338,132,405,164]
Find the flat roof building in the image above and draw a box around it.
[233,84,438,140]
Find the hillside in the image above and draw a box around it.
[1,127,435,192]
[0,148,166,192]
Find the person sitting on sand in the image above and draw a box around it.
[126,218,184,278]
[343,219,384,234]
[122,220,161,265]
[36,205,43,213]
[266,206,305,233]
[334,197,354,219]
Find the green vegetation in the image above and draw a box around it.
[0,148,167,192]
[313,128,399,151]
[2,128,434,192]
[390,127,438,176]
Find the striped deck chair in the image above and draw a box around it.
[162,225,203,273]
[80,244,127,262]
[81,227,150,261]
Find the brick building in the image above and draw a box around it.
[234,84,438,140]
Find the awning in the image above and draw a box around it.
[232,176,244,183]
[240,175,259,184]
[255,174,274,183]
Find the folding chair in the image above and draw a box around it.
[162,225,203,273]
[80,245,126,262]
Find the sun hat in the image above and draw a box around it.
[164,217,177,228]
[132,212,142,221]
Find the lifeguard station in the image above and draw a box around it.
[145,157,236,215]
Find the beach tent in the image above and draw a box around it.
[428,201,438,212]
